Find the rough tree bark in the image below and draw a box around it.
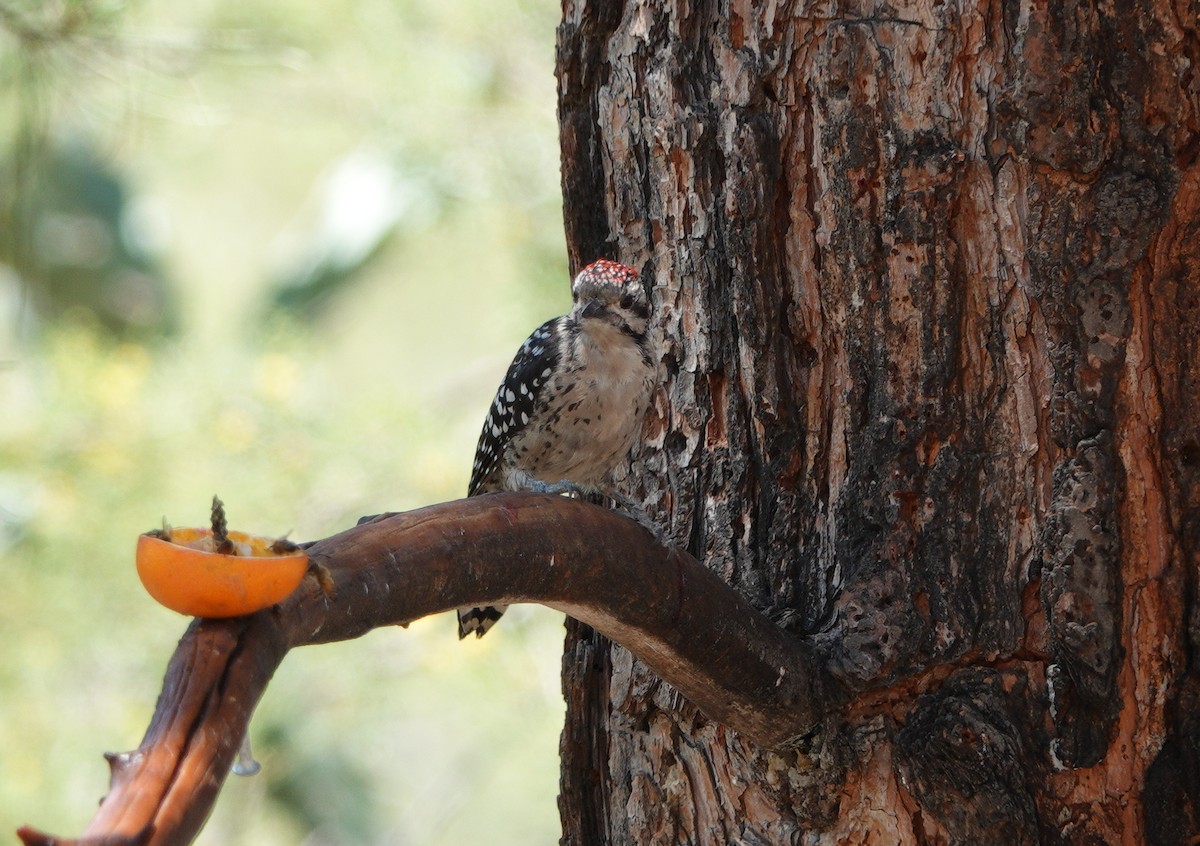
[555,2,1199,844]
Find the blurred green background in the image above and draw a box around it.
[0,0,571,842]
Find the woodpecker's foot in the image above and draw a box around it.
[519,480,670,546]
[598,492,671,547]
[604,489,643,515]
[525,479,587,498]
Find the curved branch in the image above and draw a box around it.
[19,493,845,846]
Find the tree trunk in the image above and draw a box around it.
[555,2,1200,844]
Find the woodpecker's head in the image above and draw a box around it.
[571,259,649,337]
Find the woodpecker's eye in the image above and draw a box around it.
[620,293,635,310]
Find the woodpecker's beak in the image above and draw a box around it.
[580,300,605,320]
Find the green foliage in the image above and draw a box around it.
[0,0,569,842]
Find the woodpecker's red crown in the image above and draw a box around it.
[571,259,644,310]
[576,259,639,288]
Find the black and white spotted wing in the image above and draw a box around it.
[467,317,564,496]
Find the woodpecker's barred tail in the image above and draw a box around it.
[456,605,505,639]
[457,259,655,639]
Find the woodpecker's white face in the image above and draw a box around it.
[571,259,649,340]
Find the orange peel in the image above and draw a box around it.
[136,527,307,618]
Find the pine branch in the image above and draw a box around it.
[18,493,845,846]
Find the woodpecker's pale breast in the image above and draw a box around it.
[502,316,653,491]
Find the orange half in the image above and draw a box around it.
[136,527,308,618]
